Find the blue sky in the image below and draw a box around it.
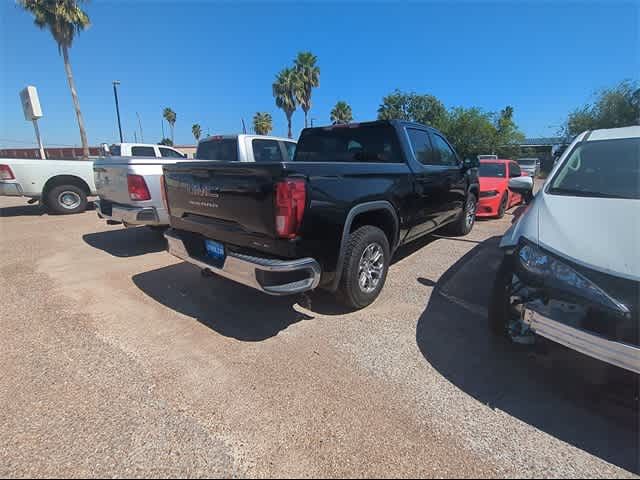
[1,0,638,147]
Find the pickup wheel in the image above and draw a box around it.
[444,192,477,236]
[45,185,88,215]
[338,225,390,309]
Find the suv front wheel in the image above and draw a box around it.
[338,225,390,309]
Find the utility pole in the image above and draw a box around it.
[112,81,123,143]
[136,112,144,142]
[32,119,46,160]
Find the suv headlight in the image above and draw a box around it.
[518,243,629,315]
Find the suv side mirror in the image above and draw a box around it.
[508,176,534,200]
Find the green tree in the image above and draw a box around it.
[19,0,91,158]
[294,51,320,128]
[163,107,176,143]
[330,101,353,124]
[441,107,497,160]
[493,106,525,158]
[564,80,639,137]
[192,123,201,142]
[377,90,447,129]
[253,112,273,135]
[158,138,173,146]
[273,68,298,138]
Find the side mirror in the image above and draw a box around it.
[464,158,479,168]
[509,176,534,202]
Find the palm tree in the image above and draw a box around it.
[163,107,176,143]
[192,123,201,142]
[330,101,353,124]
[273,68,298,138]
[294,51,320,128]
[253,112,272,135]
[19,0,90,158]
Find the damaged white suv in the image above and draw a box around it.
[490,125,639,375]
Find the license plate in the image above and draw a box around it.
[204,239,225,262]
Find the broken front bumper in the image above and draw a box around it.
[523,300,640,374]
[165,229,321,296]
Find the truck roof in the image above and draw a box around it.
[301,119,446,137]
[198,134,296,144]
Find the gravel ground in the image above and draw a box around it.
[0,196,637,478]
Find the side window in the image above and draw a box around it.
[406,128,433,165]
[283,142,297,161]
[160,147,184,158]
[509,162,521,177]
[252,139,282,162]
[431,134,459,166]
[131,146,156,157]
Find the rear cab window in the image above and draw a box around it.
[294,124,402,163]
[159,147,184,158]
[131,146,157,157]
[196,138,239,161]
[283,141,297,161]
[252,139,284,162]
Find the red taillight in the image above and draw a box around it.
[127,174,151,201]
[0,164,15,180]
[275,178,306,239]
[160,175,169,213]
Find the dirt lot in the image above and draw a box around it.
[1,196,637,478]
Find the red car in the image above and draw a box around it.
[477,159,525,218]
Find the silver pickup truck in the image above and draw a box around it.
[94,134,296,228]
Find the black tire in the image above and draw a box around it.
[489,255,515,336]
[444,192,477,236]
[45,184,88,215]
[496,192,508,219]
[338,225,390,309]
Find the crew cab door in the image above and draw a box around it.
[429,131,467,219]
[404,128,453,240]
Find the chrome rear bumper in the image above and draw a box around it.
[96,200,161,226]
[165,229,321,295]
[524,307,640,374]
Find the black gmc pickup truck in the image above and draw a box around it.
[162,120,479,308]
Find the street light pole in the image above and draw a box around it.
[112,81,123,143]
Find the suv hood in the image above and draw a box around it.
[501,193,639,281]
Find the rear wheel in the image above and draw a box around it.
[444,193,477,236]
[338,225,390,309]
[45,184,88,215]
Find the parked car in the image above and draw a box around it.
[0,158,96,214]
[94,134,297,228]
[106,143,187,159]
[477,154,498,160]
[162,120,479,308]
[516,157,540,177]
[490,126,639,375]
[477,159,525,218]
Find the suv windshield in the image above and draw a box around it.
[195,138,238,161]
[549,138,639,200]
[479,162,506,178]
[294,124,401,163]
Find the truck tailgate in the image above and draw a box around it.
[164,162,288,246]
[94,157,181,205]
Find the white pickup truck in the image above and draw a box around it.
[94,134,297,228]
[0,158,96,214]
